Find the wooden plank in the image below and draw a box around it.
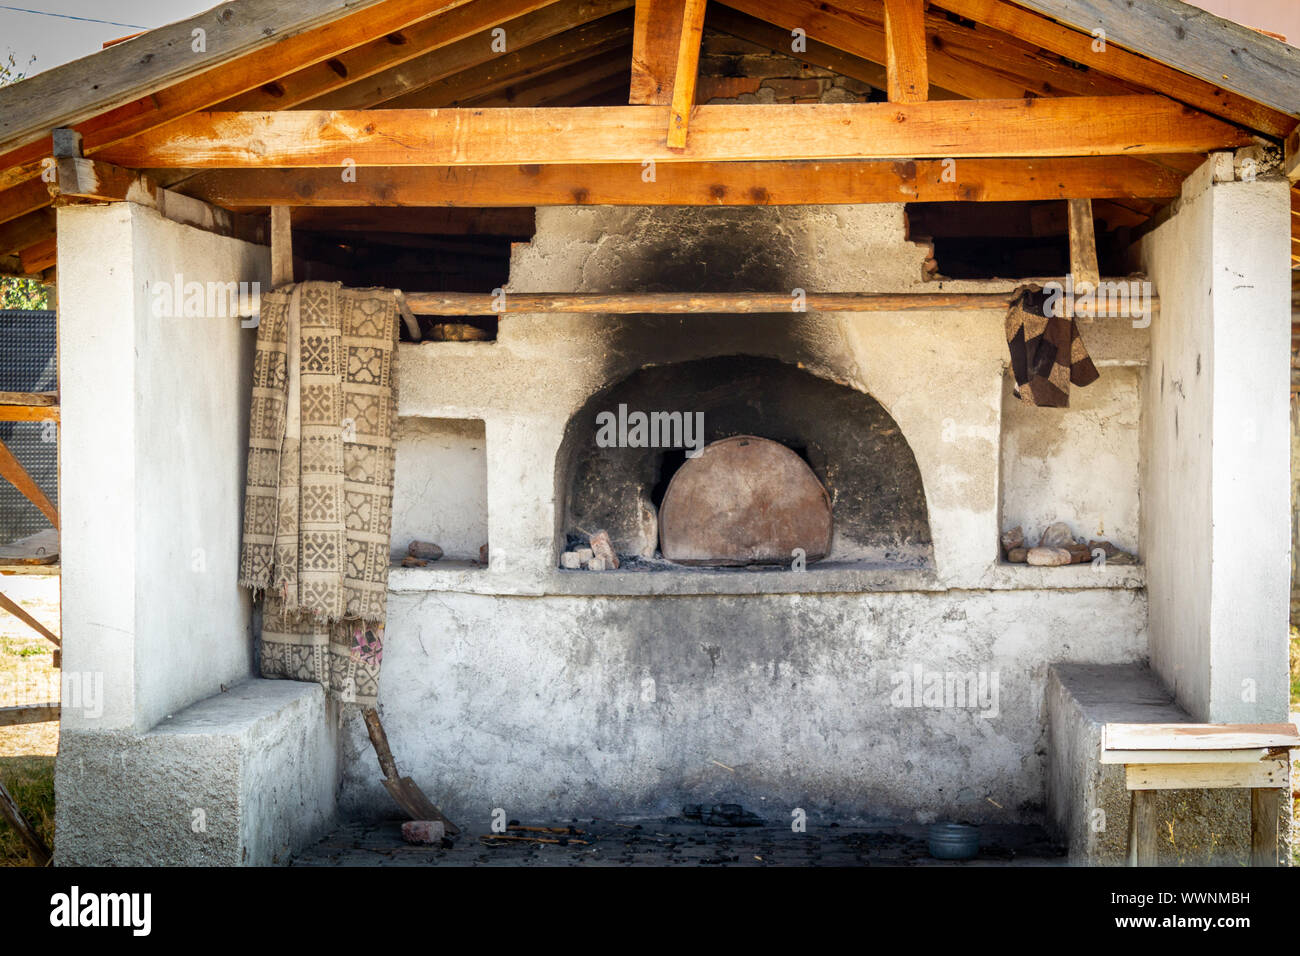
[1286,128,1300,184]
[1067,198,1100,289]
[46,158,267,247]
[0,0,397,154]
[0,392,56,408]
[217,0,559,111]
[378,14,634,109]
[0,407,58,424]
[935,0,1294,137]
[707,5,891,96]
[462,48,633,108]
[1250,788,1282,867]
[1105,722,1300,751]
[18,239,57,276]
[1003,0,1300,119]
[98,98,1253,169]
[722,0,1141,102]
[0,0,480,194]
[1125,759,1290,791]
[1127,790,1159,866]
[0,210,55,260]
[631,0,688,104]
[667,0,709,148]
[181,156,1189,208]
[0,591,59,648]
[0,179,53,229]
[883,0,927,103]
[271,207,294,289]
[403,291,1024,313]
[0,439,57,529]
[0,703,59,727]
[1100,748,1270,766]
[0,778,50,866]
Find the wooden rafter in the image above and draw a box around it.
[631,0,688,104]
[215,0,560,111]
[883,0,927,103]
[0,0,478,193]
[706,5,894,97]
[718,0,1141,102]
[1005,0,1300,119]
[0,439,57,529]
[667,0,709,148]
[306,0,633,109]
[933,0,1295,137]
[179,156,1188,208]
[378,12,634,109]
[98,98,1252,169]
[464,47,633,108]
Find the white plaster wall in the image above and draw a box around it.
[58,203,269,732]
[1135,162,1291,721]
[1000,368,1143,554]
[390,417,487,561]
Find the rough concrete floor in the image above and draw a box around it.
[291,820,1067,867]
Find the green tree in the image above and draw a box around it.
[0,50,49,311]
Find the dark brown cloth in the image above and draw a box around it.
[1005,287,1099,408]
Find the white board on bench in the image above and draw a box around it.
[1103,722,1300,753]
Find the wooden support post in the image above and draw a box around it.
[1067,198,1100,291]
[0,439,57,529]
[0,778,50,866]
[666,0,707,148]
[1126,789,1160,866]
[883,0,928,103]
[271,205,293,289]
[1249,787,1281,867]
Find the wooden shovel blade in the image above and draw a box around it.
[382,776,460,835]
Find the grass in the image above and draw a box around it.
[0,578,60,866]
[0,756,54,865]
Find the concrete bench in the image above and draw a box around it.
[1101,722,1299,867]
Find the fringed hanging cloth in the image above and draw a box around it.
[1005,286,1099,408]
[239,282,399,706]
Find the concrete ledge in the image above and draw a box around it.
[388,562,1144,596]
[55,679,338,866]
[1045,663,1292,865]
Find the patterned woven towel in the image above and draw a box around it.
[239,282,400,706]
[1005,286,1099,408]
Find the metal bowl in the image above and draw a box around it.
[927,822,980,860]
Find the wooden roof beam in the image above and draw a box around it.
[934,0,1294,137]
[377,13,634,108]
[667,0,709,148]
[216,0,561,111]
[307,0,633,109]
[0,0,479,192]
[179,156,1188,208]
[1003,0,1300,121]
[718,0,1140,102]
[631,0,687,104]
[100,98,1252,168]
[883,0,927,103]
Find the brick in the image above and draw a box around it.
[760,78,824,100]
[401,820,446,845]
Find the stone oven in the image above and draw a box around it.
[362,202,1152,825]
